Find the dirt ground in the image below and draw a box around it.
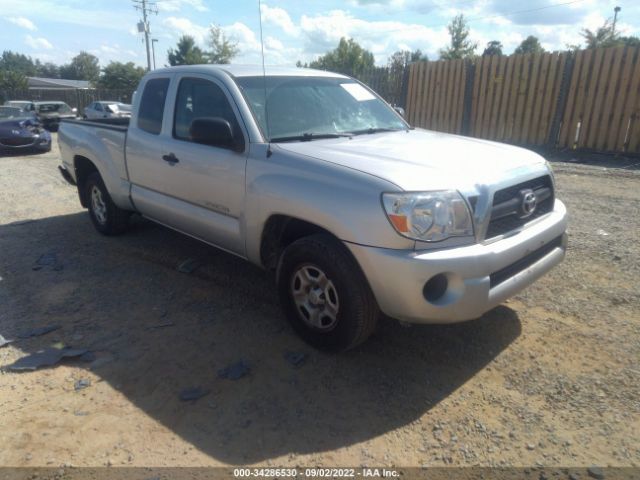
[0,136,638,469]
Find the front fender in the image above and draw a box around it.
[244,144,413,266]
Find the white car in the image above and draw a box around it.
[83,101,132,120]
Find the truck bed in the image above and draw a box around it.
[61,117,130,131]
[58,117,131,208]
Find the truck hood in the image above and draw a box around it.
[275,129,548,191]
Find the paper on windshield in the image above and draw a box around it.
[340,83,376,101]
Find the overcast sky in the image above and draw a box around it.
[0,0,638,69]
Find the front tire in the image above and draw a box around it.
[85,172,130,235]
[277,234,379,351]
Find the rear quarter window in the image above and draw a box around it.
[138,78,170,135]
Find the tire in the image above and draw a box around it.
[277,233,379,351]
[85,172,130,235]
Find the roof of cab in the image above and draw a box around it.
[149,64,350,79]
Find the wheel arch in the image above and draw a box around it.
[259,215,342,272]
[74,155,100,208]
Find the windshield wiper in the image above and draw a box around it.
[350,127,407,136]
[269,132,353,143]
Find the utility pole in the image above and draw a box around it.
[613,6,621,37]
[132,0,158,71]
[152,39,158,70]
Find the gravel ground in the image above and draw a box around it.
[0,136,638,468]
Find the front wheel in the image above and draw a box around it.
[85,172,130,235]
[277,234,379,351]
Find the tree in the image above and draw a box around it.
[60,51,100,83]
[439,15,477,60]
[0,70,28,91]
[98,62,146,90]
[619,36,640,47]
[0,51,37,76]
[206,25,239,64]
[35,61,61,78]
[167,35,208,66]
[580,20,618,49]
[482,40,503,56]
[308,38,375,76]
[514,35,545,55]
[387,49,427,71]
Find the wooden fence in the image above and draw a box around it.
[0,88,134,110]
[404,46,640,154]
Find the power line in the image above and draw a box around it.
[460,0,587,25]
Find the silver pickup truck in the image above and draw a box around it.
[58,65,567,351]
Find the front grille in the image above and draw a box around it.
[0,137,34,147]
[490,235,563,288]
[486,175,554,239]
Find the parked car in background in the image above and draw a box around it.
[3,100,37,113]
[83,101,132,120]
[33,101,77,131]
[0,106,51,154]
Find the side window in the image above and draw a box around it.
[138,77,170,135]
[95,103,103,112]
[173,77,239,142]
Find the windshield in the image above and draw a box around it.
[0,107,25,119]
[236,76,407,141]
[37,103,72,114]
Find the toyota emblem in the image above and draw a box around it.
[520,189,537,218]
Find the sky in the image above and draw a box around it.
[0,0,639,70]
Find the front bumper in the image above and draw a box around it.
[347,200,568,324]
[0,132,51,152]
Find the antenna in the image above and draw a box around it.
[257,0,272,157]
[132,0,159,71]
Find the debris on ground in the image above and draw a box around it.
[177,258,200,273]
[179,386,210,401]
[218,360,250,380]
[79,351,96,363]
[17,324,61,339]
[283,351,307,367]
[596,229,610,236]
[148,321,175,330]
[74,379,91,391]
[587,467,605,480]
[0,334,13,348]
[7,347,88,371]
[32,252,63,271]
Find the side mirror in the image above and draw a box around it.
[189,117,243,152]
[393,106,405,118]
[72,107,78,114]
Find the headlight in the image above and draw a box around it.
[382,191,473,242]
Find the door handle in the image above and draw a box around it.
[162,153,179,165]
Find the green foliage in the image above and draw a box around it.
[439,15,477,60]
[0,70,28,91]
[60,51,100,83]
[308,38,375,76]
[98,62,146,90]
[618,36,640,47]
[0,51,37,76]
[36,61,61,78]
[580,20,619,49]
[514,36,545,55]
[482,40,503,56]
[207,25,239,64]
[167,35,208,66]
[387,49,427,71]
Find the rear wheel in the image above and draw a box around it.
[277,234,379,351]
[85,172,130,235]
